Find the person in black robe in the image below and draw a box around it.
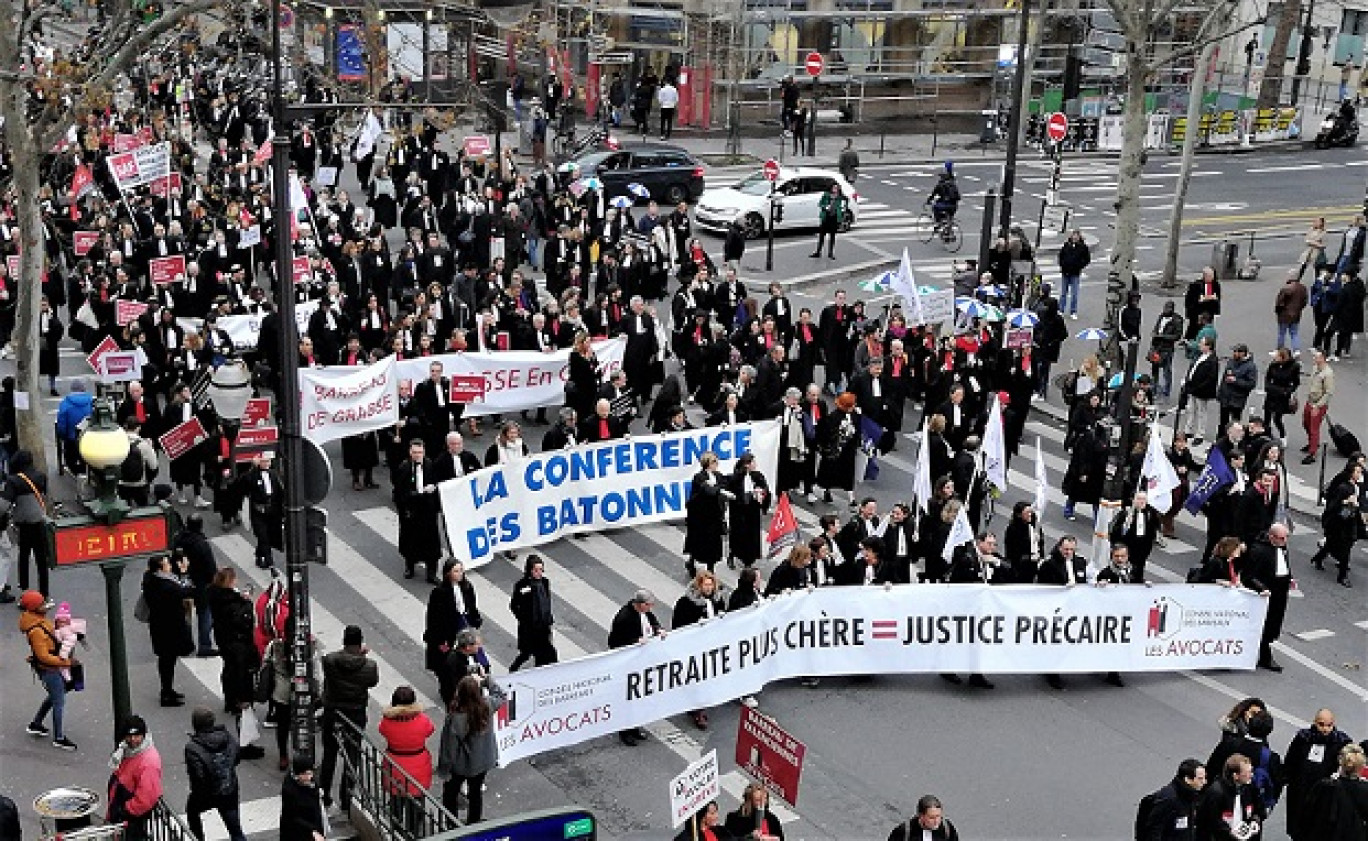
[725,453,771,570]
[683,453,734,578]
[393,440,442,583]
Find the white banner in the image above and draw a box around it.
[299,357,399,444]
[494,584,1266,764]
[440,421,782,566]
[108,142,171,190]
[394,338,627,418]
[177,300,319,352]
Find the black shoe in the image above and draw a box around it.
[968,674,995,689]
[619,732,639,746]
[1313,558,1326,570]
[808,252,822,258]
[0,588,14,604]
[1104,672,1126,687]
[1257,659,1284,673]
[940,673,963,685]
[1339,577,1353,588]
[160,695,185,707]
[255,558,272,569]
[404,569,415,579]
[26,723,49,737]
[632,728,649,740]
[52,736,77,751]
[827,253,835,259]
[240,745,266,760]
[1045,674,1064,690]
[1302,454,1317,464]
[171,690,185,700]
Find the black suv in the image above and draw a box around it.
[570,143,706,205]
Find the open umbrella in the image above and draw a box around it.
[1076,327,1109,341]
[556,161,580,174]
[860,271,893,293]
[610,196,634,209]
[981,304,1005,322]
[579,176,604,191]
[955,297,988,318]
[1006,309,1039,328]
[975,284,1006,299]
[627,182,650,199]
[1107,371,1144,389]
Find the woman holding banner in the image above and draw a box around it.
[675,801,736,841]
[724,784,784,841]
[726,453,771,570]
[817,393,861,508]
[672,571,729,730]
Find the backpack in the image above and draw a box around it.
[204,745,236,797]
[941,180,960,203]
[1134,789,1161,840]
[1252,745,1279,812]
[120,443,145,484]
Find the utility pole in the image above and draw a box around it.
[271,0,317,763]
[998,0,1031,236]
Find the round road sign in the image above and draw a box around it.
[805,51,824,77]
[763,159,780,181]
[1046,111,1069,143]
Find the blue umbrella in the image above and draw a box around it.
[955,297,988,318]
[627,182,650,199]
[1076,327,1109,341]
[975,284,1006,299]
[579,176,604,191]
[1006,309,1039,328]
[610,196,633,209]
[1107,372,1144,389]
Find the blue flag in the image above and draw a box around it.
[860,415,885,482]
[1184,445,1236,515]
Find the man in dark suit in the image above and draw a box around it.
[944,532,1002,689]
[850,357,890,433]
[754,345,789,417]
[933,384,974,451]
[239,453,283,569]
[578,398,626,443]
[541,407,579,451]
[837,499,883,563]
[1107,492,1161,582]
[431,431,483,484]
[607,590,663,746]
[1236,468,1279,544]
[413,361,459,454]
[817,290,854,394]
[393,439,442,582]
[837,536,894,586]
[116,381,163,439]
[1242,523,1293,672]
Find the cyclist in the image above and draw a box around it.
[929,162,960,230]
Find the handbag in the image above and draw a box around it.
[254,643,277,703]
[133,594,151,623]
[1287,394,1299,414]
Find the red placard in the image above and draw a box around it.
[99,351,140,382]
[112,133,145,153]
[51,516,171,567]
[5,255,16,277]
[449,375,487,403]
[86,335,121,373]
[234,425,279,462]
[242,397,273,430]
[292,256,311,283]
[159,417,209,460]
[1005,327,1034,349]
[804,51,824,77]
[463,135,492,157]
[1046,112,1069,143]
[149,255,186,285]
[735,706,807,807]
[148,172,183,198]
[73,231,99,256]
[115,299,149,327]
[496,331,510,351]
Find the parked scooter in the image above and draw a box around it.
[1314,106,1360,148]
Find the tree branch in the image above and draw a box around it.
[86,0,224,94]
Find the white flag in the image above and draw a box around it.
[1033,436,1047,518]
[982,393,1007,494]
[888,248,926,325]
[941,505,975,562]
[288,174,310,214]
[914,420,933,513]
[353,110,383,160]
[1139,425,1180,514]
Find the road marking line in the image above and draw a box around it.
[1355,620,1368,631]
[1294,628,1336,641]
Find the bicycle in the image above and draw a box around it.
[915,208,963,253]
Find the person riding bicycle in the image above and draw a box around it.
[929,162,961,228]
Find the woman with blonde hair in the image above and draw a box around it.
[724,783,785,840]
[672,571,729,728]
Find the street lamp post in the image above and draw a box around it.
[270,0,319,762]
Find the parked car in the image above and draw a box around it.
[694,166,860,239]
[568,143,706,205]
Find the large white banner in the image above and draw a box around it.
[108,142,171,190]
[177,300,319,353]
[299,357,399,444]
[394,338,627,418]
[494,584,1267,764]
[440,420,782,566]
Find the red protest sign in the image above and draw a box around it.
[86,335,121,373]
[159,417,209,461]
[1004,327,1034,349]
[449,375,486,403]
[5,256,16,278]
[242,397,273,430]
[148,172,183,198]
[736,706,807,807]
[74,231,99,256]
[115,299,149,327]
[292,256,311,283]
[463,135,492,157]
[149,255,186,285]
[112,133,145,153]
[234,425,279,462]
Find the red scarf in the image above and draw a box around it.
[346,352,359,365]
[835,307,843,323]
[1228,559,1239,586]
[801,324,812,342]
[1204,281,1213,298]
[220,437,231,460]
[599,418,611,439]
[135,401,146,423]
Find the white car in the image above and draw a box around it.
[694,166,860,240]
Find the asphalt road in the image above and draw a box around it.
[3,146,1366,841]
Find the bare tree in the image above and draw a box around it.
[0,0,218,475]
[1258,0,1300,109]
[1097,0,1260,361]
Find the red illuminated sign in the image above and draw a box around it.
[51,516,171,567]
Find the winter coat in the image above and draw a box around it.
[1217,355,1258,409]
[1057,239,1091,275]
[683,468,729,565]
[1335,276,1366,333]
[726,469,771,564]
[1301,774,1368,841]
[206,584,258,707]
[437,679,507,778]
[142,570,195,659]
[1284,725,1355,839]
[1063,427,1107,505]
[279,774,326,841]
[321,646,380,711]
[20,610,72,671]
[724,807,785,840]
[608,603,661,648]
[423,578,482,672]
[379,704,435,795]
[509,574,555,652]
[1183,354,1220,400]
[1141,778,1202,841]
[1274,281,1309,325]
[108,740,163,822]
[1263,359,1301,416]
[55,391,93,441]
[672,581,729,629]
[185,725,241,800]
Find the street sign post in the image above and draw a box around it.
[804,53,823,157]
[804,51,824,77]
[763,158,780,181]
[1045,112,1069,143]
[736,706,807,806]
[765,159,780,272]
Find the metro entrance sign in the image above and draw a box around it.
[805,51,824,77]
[1046,111,1070,143]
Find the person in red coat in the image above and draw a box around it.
[378,686,435,833]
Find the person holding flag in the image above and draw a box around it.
[1187,445,1245,558]
[1108,492,1161,583]
[725,453,771,571]
[764,491,800,563]
[942,517,1000,690]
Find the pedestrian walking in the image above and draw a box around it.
[684,452,734,577]
[1299,217,1327,279]
[1274,270,1309,352]
[318,625,380,811]
[888,794,959,841]
[107,715,164,841]
[838,138,860,183]
[1242,524,1293,671]
[1310,461,1363,587]
[3,451,51,597]
[437,673,508,824]
[379,686,434,834]
[425,560,483,676]
[508,555,558,670]
[1300,350,1333,462]
[1310,271,1341,353]
[1149,301,1185,400]
[809,184,847,260]
[1217,344,1257,430]
[1181,337,1219,444]
[1262,348,1301,442]
[1331,272,1365,359]
[279,755,327,841]
[1057,230,1091,318]
[672,571,728,729]
[437,629,490,708]
[142,553,196,707]
[205,568,265,759]
[394,440,443,582]
[176,515,219,656]
[1183,268,1222,340]
[657,78,678,140]
[238,454,282,570]
[184,707,246,841]
[19,590,77,750]
[608,590,663,746]
[1283,709,1354,840]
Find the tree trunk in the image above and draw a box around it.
[7,117,51,478]
[1162,41,1216,289]
[1257,0,1301,109]
[1103,62,1150,365]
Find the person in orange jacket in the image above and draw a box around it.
[19,589,77,750]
